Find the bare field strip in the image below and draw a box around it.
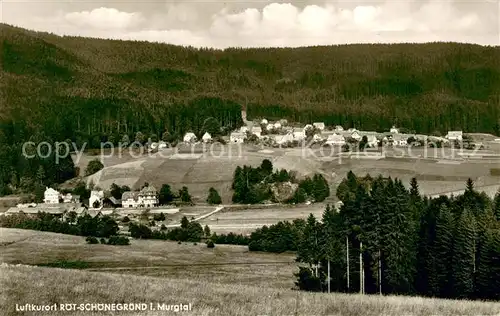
[2,263,500,316]
[198,205,326,234]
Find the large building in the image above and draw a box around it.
[446,131,463,141]
[89,190,104,209]
[122,186,159,208]
[44,187,60,204]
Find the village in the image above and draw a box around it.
[165,118,483,151]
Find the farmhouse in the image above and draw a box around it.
[44,187,60,204]
[325,133,346,145]
[202,132,212,143]
[313,122,325,130]
[446,131,463,141]
[122,186,159,208]
[183,132,197,143]
[103,197,122,208]
[89,190,104,209]
[62,193,80,204]
[230,132,246,143]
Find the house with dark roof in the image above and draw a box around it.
[121,186,159,208]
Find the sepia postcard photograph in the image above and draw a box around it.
[0,0,500,315]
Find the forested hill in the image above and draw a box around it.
[1,23,500,146]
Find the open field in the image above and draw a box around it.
[0,228,295,288]
[198,204,327,234]
[2,228,500,316]
[3,263,500,316]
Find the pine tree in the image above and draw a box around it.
[493,190,500,221]
[428,205,454,297]
[207,187,222,205]
[476,227,500,300]
[36,165,45,185]
[297,214,323,280]
[451,209,476,298]
[321,204,347,292]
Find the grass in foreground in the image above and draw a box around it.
[2,264,500,316]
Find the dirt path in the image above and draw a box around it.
[166,206,225,228]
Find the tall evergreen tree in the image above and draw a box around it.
[493,190,500,221]
[452,209,476,298]
[428,205,454,297]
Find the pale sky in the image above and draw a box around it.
[1,0,499,48]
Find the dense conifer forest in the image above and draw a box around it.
[1,23,499,193]
[292,174,500,300]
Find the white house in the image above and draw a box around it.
[202,132,212,143]
[43,187,60,204]
[334,125,344,132]
[313,122,325,131]
[304,124,313,132]
[326,133,346,146]
[292,128,306,141]
[122,192,139,208]
[390,126,400,134]
[122,186,159,208]
[446,131,463,141]
[183,132,197,143]
[274,122,282,129]
[89,190,104,209]
[251,126,262,138]
[266,123,274,131]
[260,118,268,125]
[230,132,246,143]
[158,141,168,149]
[360,132,379,147]
[341,130,361,141]
[239,126,248,133]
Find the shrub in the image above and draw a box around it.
[85,236,98,244]
[107,236,130,245]
[122,216,130,223]
[85,159,104,176]
[207,240,215,248]
[177,241,182,245]
[100,238,106,244]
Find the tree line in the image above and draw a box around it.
[292,173,500,301]
[232,159,330,204]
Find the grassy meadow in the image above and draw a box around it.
[3,263,500,316]
[2,229,500,315]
